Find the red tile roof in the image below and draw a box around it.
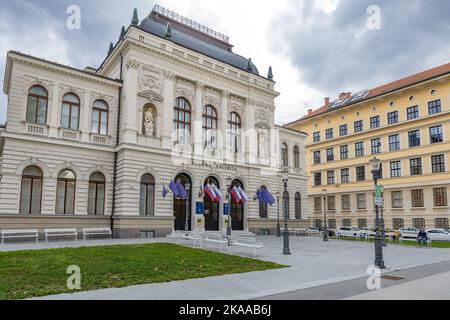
[287,62,450,125]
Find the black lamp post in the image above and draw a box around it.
[322,188,329,241]
[226,176,233,236]
[370,157,385,269]
[275,192,281,237]
[184,184,190,232]
[282,170,291,255]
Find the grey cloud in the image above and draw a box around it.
[269,0,450,98]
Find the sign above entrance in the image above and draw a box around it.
[189,160,237,172]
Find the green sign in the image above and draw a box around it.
[375,185,383,198]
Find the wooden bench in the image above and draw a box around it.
[82,228,112,240]
[44,228,78,243]
[1,229,39,245]
[229,236,263,257]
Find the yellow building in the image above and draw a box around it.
[287,63,450,231]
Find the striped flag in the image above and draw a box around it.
[238,187,249,204]
[231,186,242,204]
[211,184,222,201]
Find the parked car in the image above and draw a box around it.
[399,227,419,239]
[426,229,450,242]
[307,227,335,237]
[337,227,368,238]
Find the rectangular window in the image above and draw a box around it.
[371,138,381,154]
[435,218,449,229]
[393,218,404,230]
[326,148,334,162]
[327,171,335,185]
[340,145,349,160]
[342,219,352,227]
[428,100,442,115]
[410,158,422,175]
[407,106,419,120]
[429,125,443,144]
[357,194,366,209]
[391,191,403,208]
[356,166,366,181]
[314,197,322,212]
[431,154,445,173]
[370,116,380,129]
[387,111,399,125]
[328,219,337,230]
[313,132,320,143]
[358,219,368,229]
[433,187,447,207]
[408,130,421,147]
[354,120,363,133]
[389,134,400,151]
[326,128,333,140]
[355,142,364,157]
[339,125,348,137]
[341,194,350,210]
[313,151,321,164]
[327,196,336,211]
[411,189,424,208]
[413,218,426,230]
[390,161,402,177]
[314,172,322,186]
[341,168,350,183]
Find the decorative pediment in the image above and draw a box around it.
[175,78,195,100]
[138,90,164,102]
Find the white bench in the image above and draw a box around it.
[229,236,263,257]
[44,228,78,243]
[1,229,39,245]
[400,236,431,248]
[82,228,112,240]
[167,230,202,247]
[199,233,228,252]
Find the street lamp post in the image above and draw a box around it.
[370,157,385,269]
[184,184,190,232]
[322,188,329,241]
[226,176,233,236]
[275,192,281,237]
[282,170,291,255]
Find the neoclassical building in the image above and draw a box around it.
[0,6,309,238]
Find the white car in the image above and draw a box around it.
[399,227,419,239]
[337,227,367,238]
[426,229,450,242]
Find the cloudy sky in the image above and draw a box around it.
[0,0,449,125]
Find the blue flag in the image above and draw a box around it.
[176,181,187,200]
[169,181,178,198]
[162,184,169,199]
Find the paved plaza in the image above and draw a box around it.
[2,236,450,300]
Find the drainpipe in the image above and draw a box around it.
[110,54,123,237]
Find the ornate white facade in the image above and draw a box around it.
[0,7,309,237]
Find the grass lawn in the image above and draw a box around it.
[335,237,450,248]
[0,243,285,300]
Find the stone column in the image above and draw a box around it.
[193,82,204,159]
[161,71,175,150]
[245,99,256,165]
[48,84,60,138]
[122,58,139,144]
[81,90,90,142]
[220,91,229,161]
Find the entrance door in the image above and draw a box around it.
[230,179,244,231]
[204,177,220,231]
[173,173,192,231]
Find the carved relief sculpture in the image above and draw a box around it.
[143,105,155,136]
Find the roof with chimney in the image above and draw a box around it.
[137,5,260,76]
[287,62,450,125]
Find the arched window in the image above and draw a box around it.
[61,93,80,130]
[203,105,217,149]
[258,186,268,219]
[295,192,302,219]
[293,145,300,169]
[88,172,106,215]
[282,191,290,219]
[26,85,48,125]
[228,112,241,153]
[281,143,288,167]
[20,166,43,214]
[91,100,109,135]
[173,97,191,144]
[56,169,76,215]
[139,174,155,216]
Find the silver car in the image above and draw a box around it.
[399,227,419,239]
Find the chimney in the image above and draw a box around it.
[324,97,330,105]
[307,109,313,115]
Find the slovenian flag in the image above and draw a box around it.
[238,187,249,204]
[231,186,242,204]
[204,184,217,202]
[211,184,222,201]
